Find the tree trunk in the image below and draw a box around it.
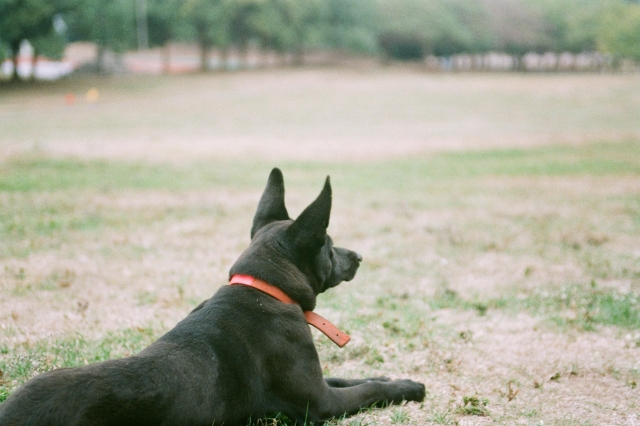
[162,43,171,74]
[11,41,21,82]
[97,44,106,75]
[293,27,304,66]
[258,46,267,68]
[199,42,209,72]
[239,41,248,69]
[11,52,20,82]
[293,44,304,66]
[280,50,290,67]
[30,48,38,81]
[513,54,526,72]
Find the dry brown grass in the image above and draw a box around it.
[1,69,639,424]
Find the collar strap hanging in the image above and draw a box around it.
[229,274,351,348]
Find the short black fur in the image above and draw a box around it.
[0,168,425,425]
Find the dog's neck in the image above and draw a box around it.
[229,274,351,348]
[228,248,317,311]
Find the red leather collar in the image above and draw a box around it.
[229,274,351,347]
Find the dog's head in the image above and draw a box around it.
[229,168,362,310]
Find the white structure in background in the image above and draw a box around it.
[1,40,74,81]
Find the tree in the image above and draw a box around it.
[477,0,551,69]
[375,0,492,61]
[374,0,436,59]
[597,2,640,61]
[226,0,265,65]
[147,0,184,72]
[183,0,232,71]
[251,0,289,60]
[65,0,136,74]
[0,0,73,82]
[265,0,328,65]
[562,1,611,53]
[524,0,620,54]
[324,0,377,55]
[431,0,492,56]
[0,39,7,64]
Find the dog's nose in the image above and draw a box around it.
[355,252,363,262]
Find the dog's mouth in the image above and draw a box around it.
[343,263,360,282]
[323,251,362,290]
[344,251,363,281]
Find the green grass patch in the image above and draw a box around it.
[328,140,640,191]
[3,141,635,257]
[0,187,235,257]
[427,281,640,332]
[432,141,640,178]
[524,283,640,331]
[455,395,490,417]
[0,158,249,192]
[0,327,158,403]
[1,141,638,193]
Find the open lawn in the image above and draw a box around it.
[1,69,639,424]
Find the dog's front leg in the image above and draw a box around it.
[324,377,390,388]
[309,379,425,423]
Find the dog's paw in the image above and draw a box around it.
[393,379,426,402]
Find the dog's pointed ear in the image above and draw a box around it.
[286,176,331,252]
[251,168,290,238]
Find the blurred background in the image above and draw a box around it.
[2,0,640,80]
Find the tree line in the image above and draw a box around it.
[1,0,639,81]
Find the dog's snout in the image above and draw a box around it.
[355,252,363,262]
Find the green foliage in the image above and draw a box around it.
[375,0,486,56]
[0,0,74,80]
[597,2,640,59]
[562,0,614,52]
[65,0,136,53]
[147,0,185,47]
[477,0,551,55]
[0,0,63,48]
[31,28,67,60]
[262,0,330,62]
[374,0,640,59]
[324,0,377,53]
[524,0,640,56]
[182,0,231,49]
[0,39,8,62]
[532,0,586,53]
[3,0,640,78]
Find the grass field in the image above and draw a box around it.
[1,69,639,424]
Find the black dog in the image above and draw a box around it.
[0,168,425,425]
